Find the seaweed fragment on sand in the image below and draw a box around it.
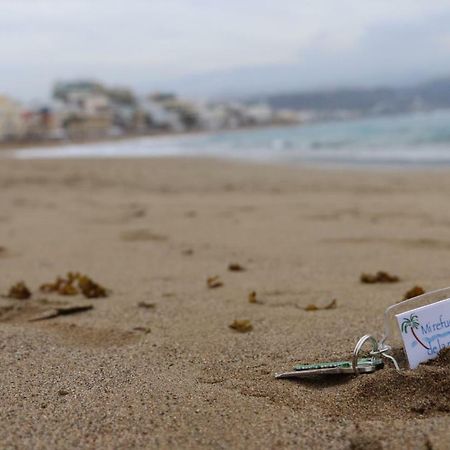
[228,263,245,272]
[248,291,258,303]
[229,319,253,333]
[304,299,337,311]
[207,276,223,289]
[5,281,32,300]
[40,273,109,299]
[78,275,108,298]
[360,271,400,284]
[40,276,78,296]
[403,285,425,300]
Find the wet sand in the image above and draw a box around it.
[0,157,449,449]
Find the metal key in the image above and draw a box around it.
[274,357,384,379]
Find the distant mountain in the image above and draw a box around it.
[256,77,450,116]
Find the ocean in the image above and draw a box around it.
[14,109,450,166]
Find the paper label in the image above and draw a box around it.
[396,297,450,368]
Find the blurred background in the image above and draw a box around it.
[2,0,450,165]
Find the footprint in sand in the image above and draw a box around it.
[323,236,450,250]
[120,229,168,242]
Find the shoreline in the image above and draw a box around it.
[7,148,450,173]
[0,122,302,153]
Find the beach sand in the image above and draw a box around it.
[0,157,449,449]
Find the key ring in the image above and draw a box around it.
[352,334,379,375]
[352,334,401,373]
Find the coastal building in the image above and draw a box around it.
[139,96,185,132]
[22,102,67,141]
[149,94,200,131]
[108,88,137,133]
[53,81,114,139]
[0,95,26,141]
[244,103,274,125]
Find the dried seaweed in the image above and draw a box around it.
[248,291,258,303]
[229,319,253,333]
[207,276,223,289]
[29,304,93,321]
[360,271,400,284]
[325,299,337,309]
[40,273,108,299]
[228,263,245,272]
[40,276,78,296]
[403,285,425,300]
[78,275,108,298]
[304,299,337,311]
[137,301,156,309]
[5,281,31,300]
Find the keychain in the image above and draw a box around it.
[275,286,450,379]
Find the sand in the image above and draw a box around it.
[0,156,449,449]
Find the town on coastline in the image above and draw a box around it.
[2,76,448,149]
[0,80,303,147]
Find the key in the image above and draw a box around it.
[274,357,384,379]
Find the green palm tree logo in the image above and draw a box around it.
[401,314,429,350]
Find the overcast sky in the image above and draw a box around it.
[2,0,450,101]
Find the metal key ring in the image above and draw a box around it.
[352,334,379,375]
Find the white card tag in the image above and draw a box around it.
[396,297,450,368]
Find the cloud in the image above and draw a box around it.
[0,0,450,100]
[165,10,450,98]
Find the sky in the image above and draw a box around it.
[2,0,450,101]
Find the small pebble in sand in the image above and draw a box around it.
[360,271,400,284]
[248,291,258,303]
[403,285,425,300]
[207,276,223,289]
[229,319,253,333]
[58,389,70,396]
[5,281,32,300]
[228,263,245,272]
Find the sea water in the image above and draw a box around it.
[14,109,450,166]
